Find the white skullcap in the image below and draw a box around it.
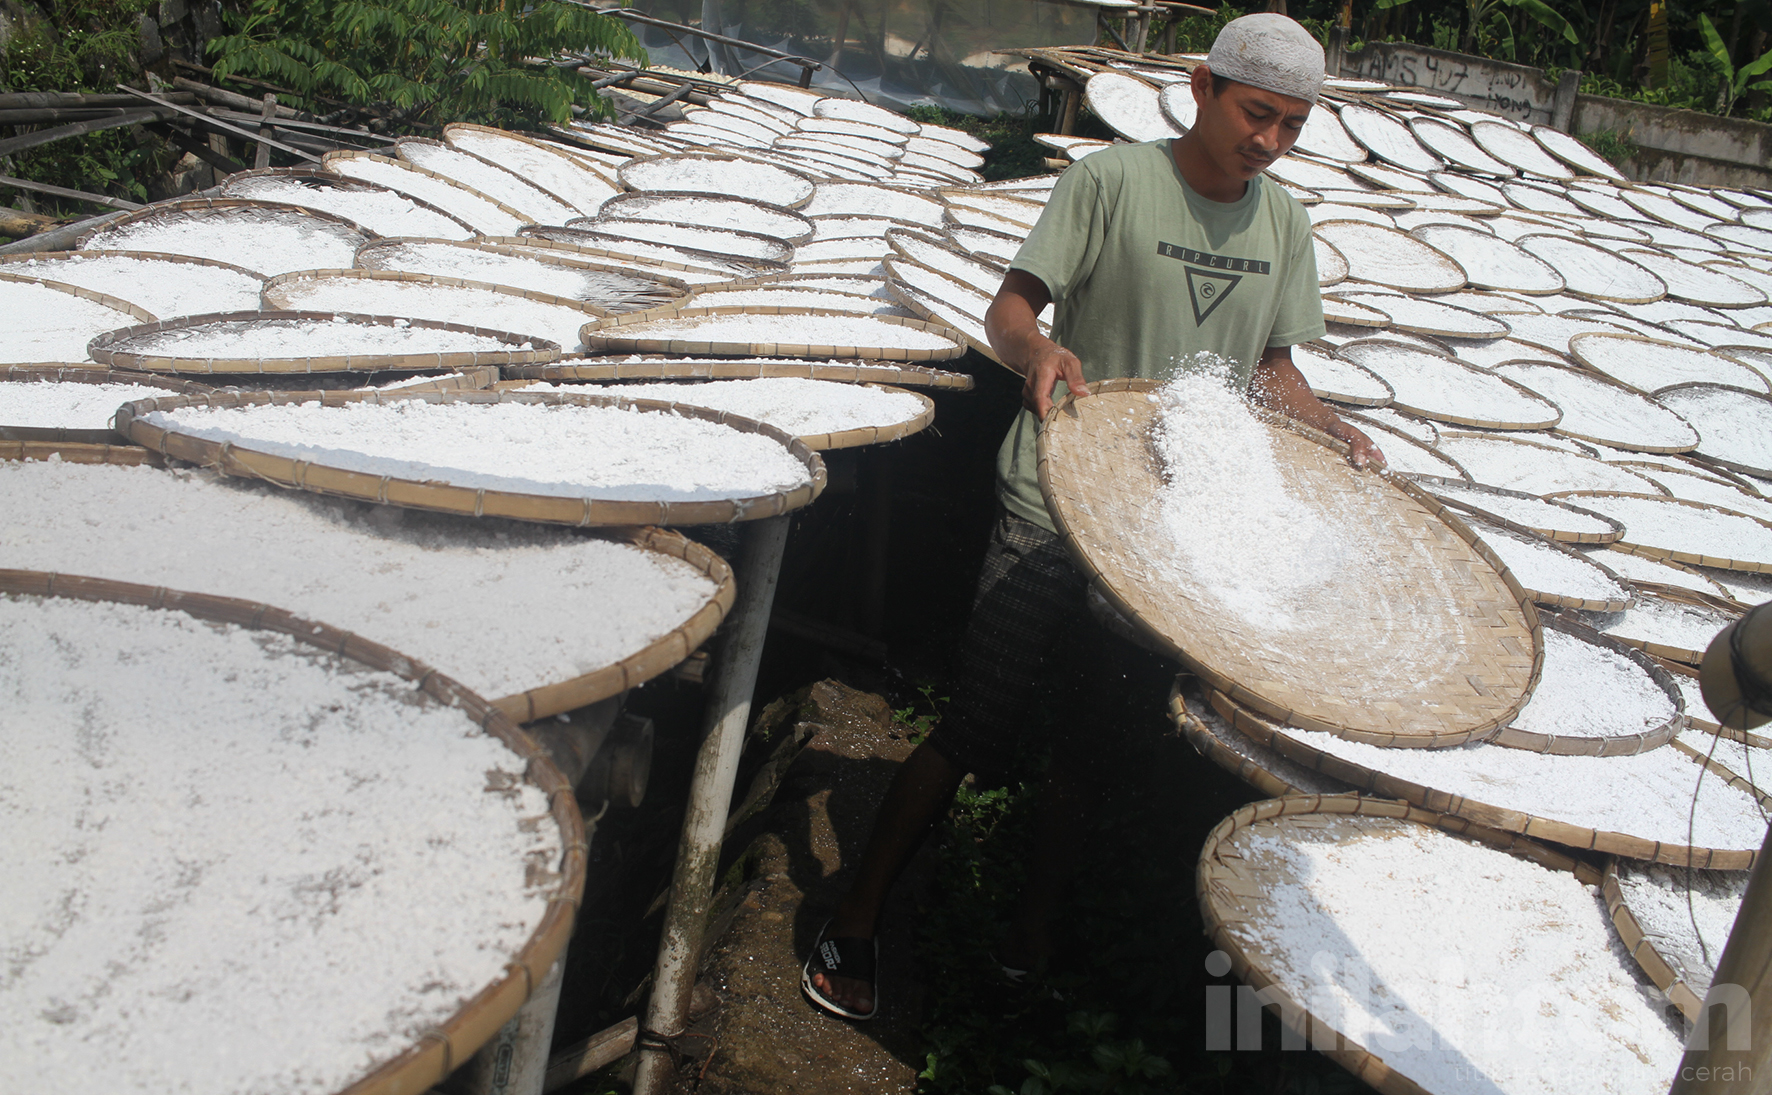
[1205,13,1326,105]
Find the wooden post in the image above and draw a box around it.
[254,93,276,169]
[1551,69,1581,133]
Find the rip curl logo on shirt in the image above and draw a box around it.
[1157,242,1270,326]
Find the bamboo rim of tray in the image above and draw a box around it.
[1665,658,1772,744]
[1667,735,1772,809]
[594,191,815,245]
[681,282,895,315]
[220,167,481,238]
[1601,858,1715,1025]
[442,122,623,208]
[321,149,536,228]
[73,196,377,251]
[0,438,162,465]
[355,365,502,394]
[1588,587,1747,666]
[1488,613,1680,755]
[562,217,795,267]
[88,309,563,374]
[0,268,156,324]
[516,224,788,277]
[1209,687,1761,870]
[614,152,818,210]
[353,237,697,298]
[1167,678,1354,800]
[496,376,935,452]
[1555,491,1772,574]
[1464,515,1636,613]
[1038,377,1543,749]
[1338,419,1468,478]
[942,223,1023,260]
[1198,794,1604,1095]
[883,266,998,365]
[503,356,974,390]
[1337,340,1564,430]
[1477,365,1703,455]
[1652,381,1772,479]
[1322,290,1513,340]
[0,367,212,443]
[939,192,1044,231]
[0,567,586,1095]
[480,233,731,279]
[579,305,967,363]
[885,225,1006,278]
[881,250,1007,318]
[0,247,270,301]
[114,388,827,527]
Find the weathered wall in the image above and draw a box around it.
[1339,40,1560,125]
[1571,94,1772,189]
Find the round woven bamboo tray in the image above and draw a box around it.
[883,262,998,364]
[89,310,562,374]
[580,305,967,363]
[1557,491,1772,574]
[1411,478,1625,547]
[0,367,211,442]
[1602,858,1744,1025]
[1210,685,1763,869]
[322,149,535,233]
[0,268,155,324]
[1038,377,1542,748]
[1167,678,1353,799]
[505,356,973,390]
[220,167,480,239]
[481,233,742,282]
[0,440,735,721]
[595,191,815,245]
[1461,517,1634,613]
[500,377,936,452]
[0,567,586,1095]
[75,197,376,271]
[1593,588,1746,666]
[1488,613,1680,755]
[1198,795,1617,1095]
[0,248,268,319]
[115,388,827,527]
[354,237,695,305]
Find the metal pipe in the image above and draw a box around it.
[632,513,792,1095]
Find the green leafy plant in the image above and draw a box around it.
[891,682,948,746]
[1698,13,1772,117]
[1374,0,1576,61]
[1579,127,1639,168]
[206,0,647,129]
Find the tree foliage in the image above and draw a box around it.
[206,0,647,129]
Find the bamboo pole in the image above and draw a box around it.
[632,514,792,1095]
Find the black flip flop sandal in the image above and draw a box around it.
[800,920,879,1021]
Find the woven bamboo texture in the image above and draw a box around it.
[1,368,210,443]
[1039,378,1541,748]
[1210,687,1761,869]
[1167,678,1354,800]
[1491,526,1634,613]
[1412,475,1625,544]
[1559,491,1772,574]
[491,527,734,722]
[497,378,935,451]
[1600,859,1708,1024]
[504,357,974,390]
[580,305,967,363]
[0,568,586,1095]
[89,309,562,375]
[480,233,739,280]
[1592,590,1746,666]
[1489,614,1681,755]
[321,150,535,229]
[1197,795,1602,1095]
[221,167,480,238]
[363,366,501,394]
[114,388,827,528]
[0,248,270,317]
[266,263,619,319]
[75,196,376,250]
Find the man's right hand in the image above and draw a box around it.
[1023,341,1089,421]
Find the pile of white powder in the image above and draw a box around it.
[1,380,182,429]
[112,316,534,359]
[0,460,721,700]
[0,594,560,1094]
[1507,628,1676,741]
[142,399,813,502]
[1615,862,1749,999]
[522,377,926,437]
[1234,819,1682,1095]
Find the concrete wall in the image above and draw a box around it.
[1339,41,1561,126]
[1334,38,1772,189]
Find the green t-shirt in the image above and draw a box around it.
[996,139,1326,532]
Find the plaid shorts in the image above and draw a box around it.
[924,509,1094,783]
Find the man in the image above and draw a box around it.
[802,13,1384,1020]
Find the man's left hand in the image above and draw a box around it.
[1335,424,1386,471]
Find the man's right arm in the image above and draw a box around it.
[985,269,1089,421]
